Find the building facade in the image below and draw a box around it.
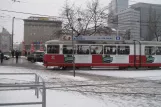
[118,8,140,40]
[0,28,12,52]
[108,0,129,28]
[131,3,161,41]
[24,17,62,51]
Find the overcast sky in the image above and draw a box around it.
[0,0,161,43]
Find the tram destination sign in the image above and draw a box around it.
[73,36,123,41]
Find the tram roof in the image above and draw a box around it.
[45,40,77,44]
[45,40,161,45]
[125,40,161,45]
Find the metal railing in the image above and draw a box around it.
[0,73,46,107]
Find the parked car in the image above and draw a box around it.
[27,51,44,63]
[4,55,10,60]
[0,53,10,60]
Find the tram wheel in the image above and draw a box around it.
[119,67,126,70]
[149,67,160,70]
[76,67,79,69]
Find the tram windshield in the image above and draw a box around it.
[47,45,59,54]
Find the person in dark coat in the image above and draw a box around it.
[11,50,15,58]
[25,51,27,57]
[0,51,4,64]
[15,50,19,63]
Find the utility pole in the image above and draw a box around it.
[71,27,76,77]
[11,17,15,50]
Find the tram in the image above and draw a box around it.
[43,40,161,69]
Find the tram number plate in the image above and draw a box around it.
[51,56,55,60]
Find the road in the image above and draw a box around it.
[1,57,161,107]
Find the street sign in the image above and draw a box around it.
[116,36,121,40]
[73,36,122,41]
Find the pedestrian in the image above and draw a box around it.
[15,50,19,63]
[25,51,27,57]
[0,50,1,62]
[11,50,15,58]
[0,51,4,64]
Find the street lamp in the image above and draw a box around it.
[71,27,76,77]
[11,17,15,50]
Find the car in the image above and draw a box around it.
[27,51,44,63]
[4,55,10,60]
[0,53,10,60]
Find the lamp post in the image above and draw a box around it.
[11,17,15,50]
[71,27,76,77]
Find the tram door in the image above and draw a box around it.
[133,41,142,68]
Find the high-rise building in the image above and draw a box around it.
[118,8,140,40]
[0,28,12,52]
[24,17,62,51]
[108,0,129,28]
[131,3,161,41]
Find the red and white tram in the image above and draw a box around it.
[43,40,161,69]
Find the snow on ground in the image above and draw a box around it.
[34,62,161,80]
[0,90,108,107]
[1,66,161,107]
[76,70,161,80]
[35,62,44,67]
[0,66,87,81]
[0,66,106,107]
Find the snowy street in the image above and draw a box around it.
[0,58,161,107]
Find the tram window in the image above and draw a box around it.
[104,46,116,55]
[118,46,130,55]
[63,45,75,54]
[156,47,161,55]
[77,45,90,54]
[145,46,155,55]
[47,45,59,54]
[91,45,103,54]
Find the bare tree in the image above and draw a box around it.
[148,7,161,41]
[61,0,108,36]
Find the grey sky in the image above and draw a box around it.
[0,0,161,43]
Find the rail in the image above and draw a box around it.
[0,73,46,107]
